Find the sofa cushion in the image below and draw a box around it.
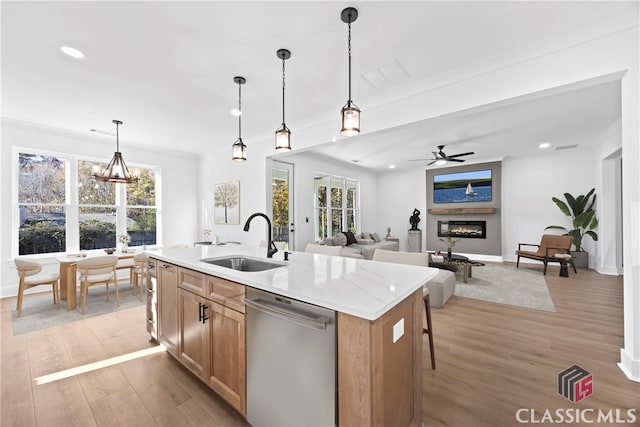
[343,231,357,246]
[360,232,371,240]
[370,232,381,243]
[323,237,335,246]
[333,232,347,247]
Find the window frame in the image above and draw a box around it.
[12,146,161,257]
[314,173,360,242]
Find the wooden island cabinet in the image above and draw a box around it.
[149,250,429,427]
[174,266,246,415]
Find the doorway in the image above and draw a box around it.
[272,161,294,250]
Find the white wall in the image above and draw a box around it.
[375,167,426,252]
[272,151,379,250]
[1,120,199,297]
[501,148,599,264]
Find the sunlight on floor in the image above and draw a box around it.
[33,345,165,385]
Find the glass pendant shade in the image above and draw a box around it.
[93,120,139,184]
[341,101,360,137]
[232,138,247,161]
[275,124,291,151]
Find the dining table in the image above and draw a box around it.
[56,252,134,310]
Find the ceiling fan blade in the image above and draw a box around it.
[448,158,465,162]
[427,160,436,165]
[446,152,475,158]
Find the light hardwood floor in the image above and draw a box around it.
[1,264,638,426]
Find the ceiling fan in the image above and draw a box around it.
[410,145,475,166]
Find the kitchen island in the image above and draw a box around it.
[146,244,438,426]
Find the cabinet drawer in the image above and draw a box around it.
[179,267,206,295]
[206,276,245,313]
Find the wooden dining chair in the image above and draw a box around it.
[131,252,148,301]
[77,255,118,314]
[372,249,436,369]
[14,257,60,317]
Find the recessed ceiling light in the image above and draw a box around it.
[60,46,84,59]
[388,164,396,169]
[230,109,242,116]
[332,136,337,142]
[539,142,551,149]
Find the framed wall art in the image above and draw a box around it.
[214,181,240,225]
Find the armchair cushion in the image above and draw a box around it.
[516,234,574,275]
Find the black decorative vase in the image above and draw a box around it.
[447,248,452,261]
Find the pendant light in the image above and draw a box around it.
[93,120,139,184]
[232,76,247,162]
[275,48,292,151]
[340,7,360,137]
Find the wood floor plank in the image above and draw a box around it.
[88,385,156,427]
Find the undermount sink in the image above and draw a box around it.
[200,256,286,272]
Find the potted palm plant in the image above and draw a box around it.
[545,188,598,268]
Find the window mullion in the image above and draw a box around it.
[67,157,79,251]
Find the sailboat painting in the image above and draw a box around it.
[465,182,478,196]
[433,169,492,203]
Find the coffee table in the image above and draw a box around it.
[430,254,484,283]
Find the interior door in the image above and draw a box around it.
[272,161,294,250]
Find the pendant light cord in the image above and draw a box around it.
[115,122,120,152]
[347,19,352,103]
[281,56,286,125]
[238,82,242,138]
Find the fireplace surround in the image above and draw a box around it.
[437,220,486,239]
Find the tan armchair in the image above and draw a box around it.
[516,234,576,275]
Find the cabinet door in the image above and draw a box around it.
[158,261,179,355]
[206,302,246,415]
[178,289,207,377]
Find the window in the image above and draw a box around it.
[314,174,359,241]
[78,160,116,250]
[125,168,157,246]
[18,153,67,255]
[16,149,159,255]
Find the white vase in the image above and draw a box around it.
[121,242,128,253]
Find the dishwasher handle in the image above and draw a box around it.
[243,297,329,331]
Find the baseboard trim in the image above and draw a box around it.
[595,266,621,276]
[619,348,640,382]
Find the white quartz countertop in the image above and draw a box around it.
[146,244,439,321]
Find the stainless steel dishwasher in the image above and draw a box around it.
[245,287,336,427]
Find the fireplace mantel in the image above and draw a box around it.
[428,207,496,215]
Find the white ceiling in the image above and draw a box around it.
[1,1,634,169]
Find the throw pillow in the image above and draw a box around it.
[370,232,381,243]
[333,232,348,247]
[343,231,357,246]
[360,232,371,240]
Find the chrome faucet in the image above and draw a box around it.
[243,213,278,258]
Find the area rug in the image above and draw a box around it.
[453,264,556,312]
[11,283,145,335]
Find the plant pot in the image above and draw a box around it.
[571,251,588,269]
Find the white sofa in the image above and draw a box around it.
[322,232,399,259]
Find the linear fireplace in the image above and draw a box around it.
[437,220,486,239]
